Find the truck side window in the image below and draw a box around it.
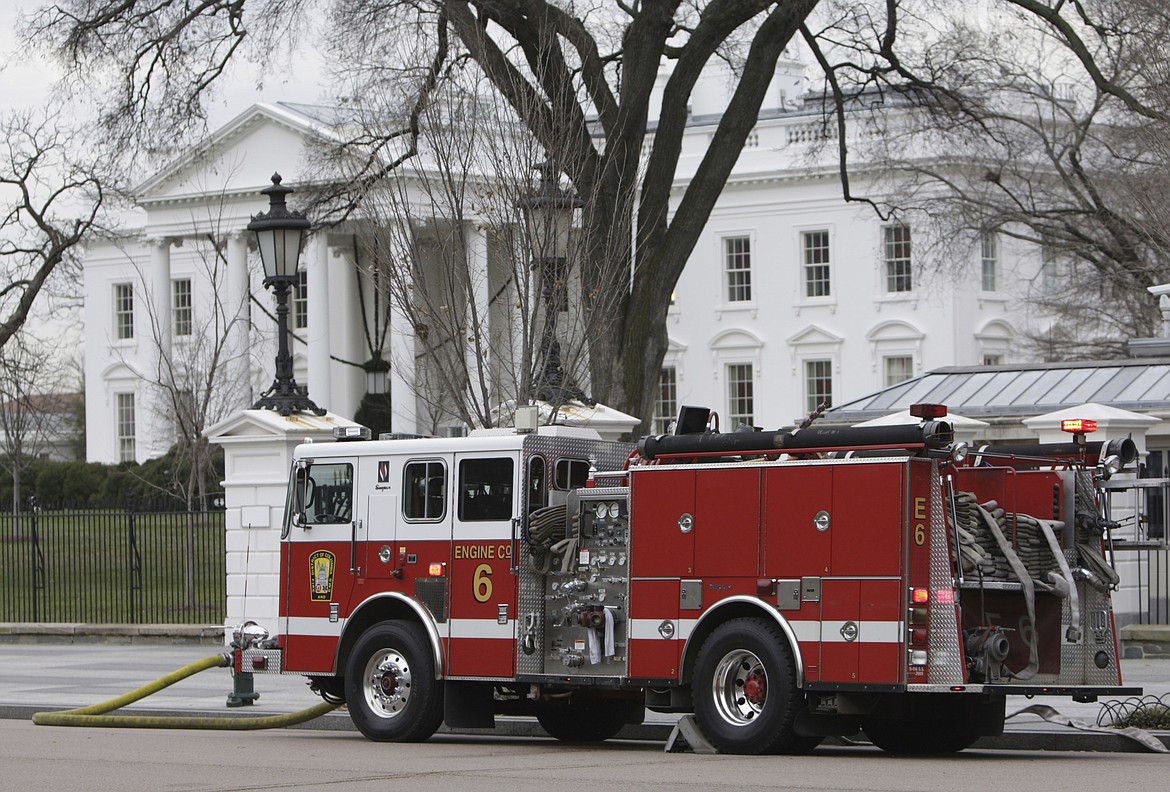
[553,458,589,490]
[528,456,547,514]
[404,461,446,521]
[304,462,353,525]
[459,457,514,521]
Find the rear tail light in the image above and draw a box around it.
[908,586,931,668]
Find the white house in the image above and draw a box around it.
[82,65,1050,463]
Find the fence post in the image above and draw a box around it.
[29,495,43,623]
[126,492,143,624]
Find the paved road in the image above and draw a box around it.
[1,642,1167,753]
[2,718,1168,792]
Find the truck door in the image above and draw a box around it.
[281,458,360,673]
[820,463,905,685]
[762,464,832,682]
[446,451,520,678]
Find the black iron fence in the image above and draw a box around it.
[1130,546,1170,625]
[0,497,225,624]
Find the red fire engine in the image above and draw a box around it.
[237,404,1139,754]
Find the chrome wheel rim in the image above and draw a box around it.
[362,647,412,720]
[711,649,766,726]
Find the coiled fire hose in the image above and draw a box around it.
[32,654,340,730]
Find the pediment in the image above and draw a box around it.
[710,328,764,350]
[975,318,1015,341]
[786,324,843,347]
[866,319,923,342]
[134,104,334,207]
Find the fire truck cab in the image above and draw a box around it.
[241,406,1140,754]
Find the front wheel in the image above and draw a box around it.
[692,617,810,754]
[344,621,443,742]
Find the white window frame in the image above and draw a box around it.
[116,391,136,463]
[803,358,833,415]
[800,227,833,301]
[293,269,308,329]
[173,278,193,337]
[980,231,998,293]
[882,223,913,294]
[711,329,763,427]
[726,362,755,428]
[787,325,843,422]
[114,282,134,341]
[883,355,915,387]
[653,366,679,435]
[722,233,754,305]
[866,320,924,391]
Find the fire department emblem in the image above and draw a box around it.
[309,550,336,601]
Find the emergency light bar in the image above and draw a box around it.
[334,425,372,441]
[1061,419,1097,434]
[910,403,948,419]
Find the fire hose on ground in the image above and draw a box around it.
[31,653,340,730]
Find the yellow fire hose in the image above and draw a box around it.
[32,653,340,730]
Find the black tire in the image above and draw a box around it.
[692,617,809,755]
[536,696,631,742]
[862,719,979,754]
[344,621,443,742]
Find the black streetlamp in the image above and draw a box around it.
[354,353,393,437]
[248,173,326,416]
[519,161,591,406]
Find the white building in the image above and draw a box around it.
[82,74,1046,462]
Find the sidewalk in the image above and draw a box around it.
[1,628,1167,751]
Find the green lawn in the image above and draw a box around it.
[0,508,225,624]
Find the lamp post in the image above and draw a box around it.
[248,173,326,417]
[519,161,590,406]
[354,353,393,437]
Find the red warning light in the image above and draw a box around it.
[911,588,930,604]
[1061,419,1098,434]
[910,404,948,419]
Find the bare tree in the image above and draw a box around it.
[28,1,1170,428]
[0,334,80,534]
[0,110,104,353]
[312,78,607,431]
[800,0,1170,358]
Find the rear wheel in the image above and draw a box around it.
[536,695,633,742]
[344,621,443,742]
[692,618,810,755]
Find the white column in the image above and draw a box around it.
[146,236,173,460]
[148,236,173,376]
[332,241,365,419]
[225,230,252,408]
[306,233,332,411]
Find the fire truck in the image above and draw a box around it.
[237,404,1140,754]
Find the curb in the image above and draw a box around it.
[0,624,224,646]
